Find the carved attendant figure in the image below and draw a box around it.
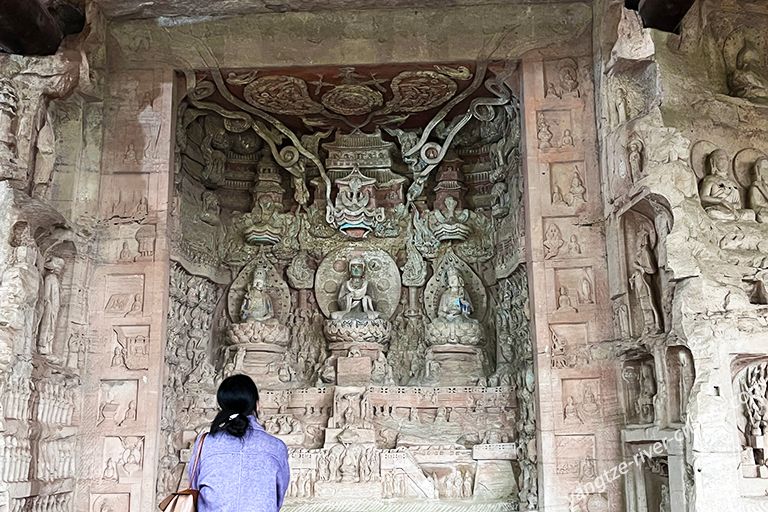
[749,156,768,223]
[561,129,574,147]
[37,256,65,355]
[536,115,553,149]
[627,138,644,180]
[614,87,628,125]
[556,286,577,313]
[628,229,662,334]
[0,78,18,169]
[677,350,694,421]
[699,149,749,220]
[636,361,657,424]
[563,396,581,424]
[331,258,380,320]
[659,483,671,512]
[543,223,564,259]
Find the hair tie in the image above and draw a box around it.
[218,413,241,428]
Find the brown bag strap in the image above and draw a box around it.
[189,432,207,489]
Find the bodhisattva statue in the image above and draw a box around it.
[228,267,289,349]
[331,258,380,321]
[425,264,483,346]
[699,149,751,221]
[241,268,279,326]
[749,156,768,223]
[437,266,475,325]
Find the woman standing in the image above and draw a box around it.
[190,374,290,512]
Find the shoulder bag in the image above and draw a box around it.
[158,433,207,511]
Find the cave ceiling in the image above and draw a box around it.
[186,62,506,132]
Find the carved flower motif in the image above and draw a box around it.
[321,84,384,116]
[244,76,324,116]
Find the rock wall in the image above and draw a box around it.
[0,4,104,511]
[593,0,768,511]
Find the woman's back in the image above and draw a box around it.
[191,415,290,512]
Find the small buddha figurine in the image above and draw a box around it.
[551,185,565,205]
[240,268,278,325]
[331,257,380,320]
[699,149,751,221]
[556,286,577,313]
[749,156,768,223]
[559,65,579,97]
[563,396,581,424]
[568,235,582,255]
[561,129,574,147]
[434,266,477,326]
[627,139,644,180]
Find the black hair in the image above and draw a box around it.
[210,374,259,438]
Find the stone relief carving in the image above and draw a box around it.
[724,31,768,105]
[36,256,65,356]
[623,357,657,425]
[694,145,753,221]
[0,78,19,172]
[627,136,644,181]
[162,62,527,512]
[667,346,695,423]
[624,210,664,337]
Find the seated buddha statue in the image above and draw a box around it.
[699,149,752,221]
[425,264,483,346]
[331,257,380,321]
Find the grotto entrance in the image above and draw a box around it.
[160,62,536,511]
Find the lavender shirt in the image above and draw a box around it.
[190,415,290,512]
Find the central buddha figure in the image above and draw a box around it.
[425,264,483,346]
[331,257,380,321]
[323,255,392,346]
